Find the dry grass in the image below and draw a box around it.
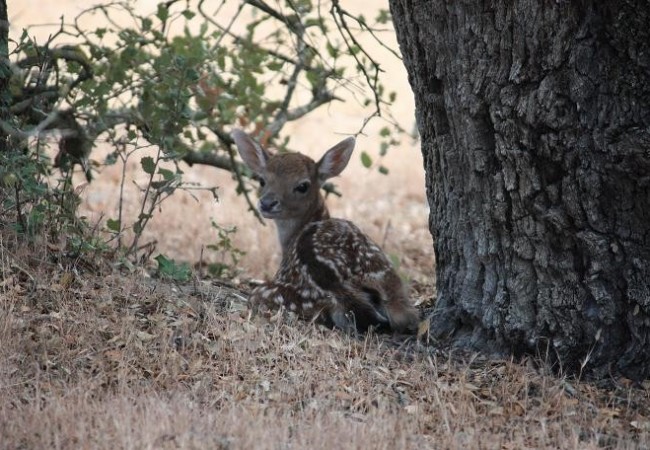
[1,233,649,450]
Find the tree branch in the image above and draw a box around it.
[209,125,265,224]
[181,149,237,172]
[330,0,383,116]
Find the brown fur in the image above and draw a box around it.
[232,129,420,333]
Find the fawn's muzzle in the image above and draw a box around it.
[259,197,279,214]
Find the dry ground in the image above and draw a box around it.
[1,235,650,450]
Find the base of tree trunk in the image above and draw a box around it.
[391,0,650,379]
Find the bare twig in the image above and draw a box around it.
[197,0,321,75]
[333,4,402,60]
[128,146,163,256]
[330,0,383,116]
[243,0,301,33]
[209,126,265,224]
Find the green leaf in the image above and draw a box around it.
[158,168,175,181]
[379,126,391,137]
[155,254,191,281]
[106,218,121,232]
[378,165,389,175]
[150,180,169,190]
[216,54,226,71]
[326,41,339,58]
[376,9,390,25]
[304,18,323,29]
[105,152,118,165]
[361,151,372,168]
[305,70,320,88]
[156,3,169,22]
[267,61,284,71]
[141,18,152,32]
[141,156,155,174]
[182,9,196,20]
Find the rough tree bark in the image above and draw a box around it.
[390,0,650,379]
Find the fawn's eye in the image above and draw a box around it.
[258,178,266,187]
[294,181,311,194]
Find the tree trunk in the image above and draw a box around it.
[390,0,650,379]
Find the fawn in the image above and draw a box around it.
[232,129,419,333]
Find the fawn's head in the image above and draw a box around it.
[232,129,355,221]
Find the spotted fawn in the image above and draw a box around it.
[232,129,419,333]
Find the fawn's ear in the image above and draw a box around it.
[231,129,270,174]
[317,136,355,181]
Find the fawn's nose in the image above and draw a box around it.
[259,197,279,213]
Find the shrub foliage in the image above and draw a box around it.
[1,0,400,269]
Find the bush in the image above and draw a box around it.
[3,0,402,273]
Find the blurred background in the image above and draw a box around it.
[10,0,432,281]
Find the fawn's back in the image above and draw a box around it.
[232,129,419,333]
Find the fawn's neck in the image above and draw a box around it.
[274,194,330,257]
